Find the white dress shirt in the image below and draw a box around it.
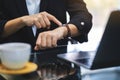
[26,0,41,36]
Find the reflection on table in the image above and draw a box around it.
[0,62,76,80]
[38,63,76,80]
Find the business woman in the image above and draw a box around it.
[0,0,92,51]
[0,0,92,79]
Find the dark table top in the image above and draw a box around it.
[0,47,79,80]
[1,47,120,80]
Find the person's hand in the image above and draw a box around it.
[21,11,62,29]
[34,27,67,50]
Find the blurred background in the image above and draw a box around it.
[85,0,120,28]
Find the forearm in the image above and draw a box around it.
[67,0,92,34]
[63,24,80,37]
[66,0,92,42]
[66,24,80,37]
[53,24,80,39]
[2,17,26,37]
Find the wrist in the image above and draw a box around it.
[53,26,67,39]
[20,16,32,27]
[62,24,71,38]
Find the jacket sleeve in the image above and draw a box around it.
[0,0,8,38]
[66,0,92,43]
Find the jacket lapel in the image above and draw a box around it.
[14,0,28,16]
[40,0,48,12]
[14,0,35,41]
[14,0,49,16]
[14,0,49,41]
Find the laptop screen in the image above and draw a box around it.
[91,10,120,69]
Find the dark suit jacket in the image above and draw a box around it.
[0,0,92,51]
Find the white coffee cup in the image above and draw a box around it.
[0,42,31,70]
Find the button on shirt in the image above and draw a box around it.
[25,0,41,36]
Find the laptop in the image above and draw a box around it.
[57,10,120,70]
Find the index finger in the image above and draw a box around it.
[46,13,62,26]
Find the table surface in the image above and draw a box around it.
[0,48,79,80]
[1,50,120,80]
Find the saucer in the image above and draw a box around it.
[0,62,38,75]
